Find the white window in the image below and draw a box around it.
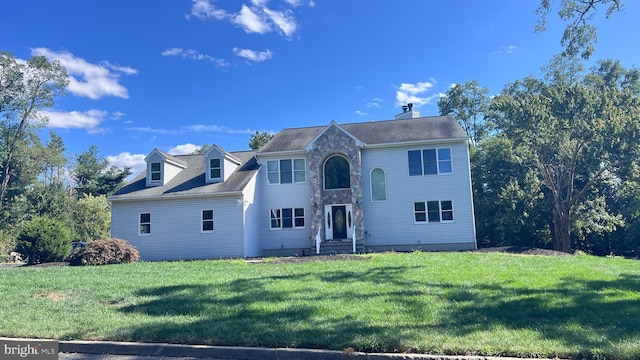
[202,209,214,232]
[139,213,151,235]
[370,167,386,201]
[209,158,221,180]
[414,201,453,223]
[267,159,306,184]
[150,162,161,182]
[270,208,305,229]
[408,148,452,176]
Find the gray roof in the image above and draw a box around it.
[110,150,258,201]
[258,115,468,153]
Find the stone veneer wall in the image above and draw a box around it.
[308,124,364,247]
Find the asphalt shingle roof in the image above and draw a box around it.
[110,150,258,200]
[258,115,467,153]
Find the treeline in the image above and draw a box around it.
[0,52,130,259]
[439,58,640,256]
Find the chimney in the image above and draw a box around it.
[395,103,420,120]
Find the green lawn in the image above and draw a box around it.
[1,251,639,359]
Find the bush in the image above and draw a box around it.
[15,216,72,265]
[68,238,139,266]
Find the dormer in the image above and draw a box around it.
[204,145,242,183]
[145,149,187,187]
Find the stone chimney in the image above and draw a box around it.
[395,103,420,120]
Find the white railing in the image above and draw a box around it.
[352,226,356,253]
[316,228,321,254]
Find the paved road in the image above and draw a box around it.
[60,354,212,360]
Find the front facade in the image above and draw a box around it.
[110,110,477,260]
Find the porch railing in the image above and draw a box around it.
[316,228,321,254]
[352,226,356,253]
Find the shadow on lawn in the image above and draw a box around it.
[100,264,640,356]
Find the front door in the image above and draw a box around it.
[332,205,347,240]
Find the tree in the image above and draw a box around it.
[438,80,492,145]
[0,52,68,210]
[73,145,130,197]
[535,0,624,59]
[15,216,71,264]
[190,143,212,155]
[72,194,111,242]
[471,136,552,248]
[249,131,274,150]
[491,60,640,252]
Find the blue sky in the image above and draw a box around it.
[1,0,639,176]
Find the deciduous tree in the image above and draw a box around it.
[0,52,68,210]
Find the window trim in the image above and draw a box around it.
[139,212,151,236]
[266,158,307,185]
[413,201,454,224]
[323,154,351,190]
[149,162,162,183]
[208,158,222,181]
[270,207,305,230]
[370,167,387,202]
[407,147,453,176]
[201,209,214,233]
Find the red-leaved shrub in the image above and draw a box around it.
[68,238,139,266]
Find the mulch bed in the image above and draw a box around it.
[473,246,572,256]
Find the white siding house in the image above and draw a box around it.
[110,109,477,260]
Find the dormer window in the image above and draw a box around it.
[209,158,221,180]
[150,162,161,182]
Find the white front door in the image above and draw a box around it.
[324,204,353,240]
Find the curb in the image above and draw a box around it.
[58,340,557,360]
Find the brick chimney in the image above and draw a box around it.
[395,103,420,119]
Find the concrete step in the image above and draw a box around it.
[317,240,365,255]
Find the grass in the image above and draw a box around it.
[0,251,639,359]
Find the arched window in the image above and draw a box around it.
[370,167,386,201]
[324,155,350,189]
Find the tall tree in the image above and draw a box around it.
[535,0,624,59]
[73,145,131,197]
[437,80,492,145]
[0,52,68,210]
[249,131,274,150]
[491,60,640,252]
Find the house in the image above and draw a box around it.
[109,108,477,260]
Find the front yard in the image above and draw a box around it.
[0,251,639,359]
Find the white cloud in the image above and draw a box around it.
[168,143,200,155]
[232,47,273,62]
[186,124,254,134]
[186,0,230,20]
[107,152,146,177]
[31,48,135,100]
[161,48,230,67]
[188,0,301,37]
[492,45,518,55]
[355,110,367,116]
[366,97,383,108]
[395,79,442,107]
[235,4,270,34]
[43,109,107,133]
[128,126,184,135]
[262,7,297,36]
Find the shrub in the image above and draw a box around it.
[68,238,139,266]
[15,217,72,265]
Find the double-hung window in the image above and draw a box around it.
[209,158,221,180]
[414,201,453,223]
[267,159,306,184]
[139,213,151,235]
[150,162,161,181]
[270,208,305,229]
[408,148,452,176]
[202,209,214,232]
